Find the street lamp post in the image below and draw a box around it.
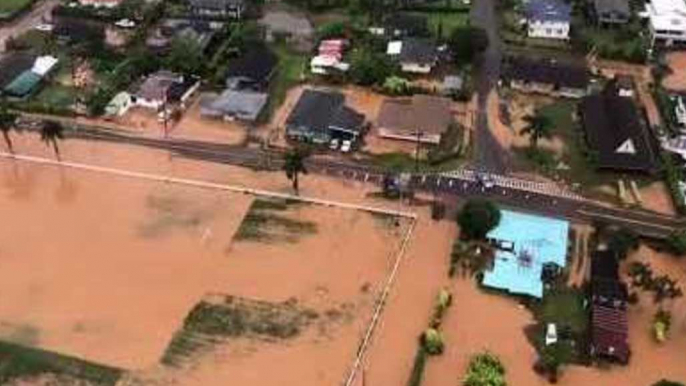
[415,130,424,173]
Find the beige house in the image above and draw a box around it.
[376,95,453,145]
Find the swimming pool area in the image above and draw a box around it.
[482,210,570,298]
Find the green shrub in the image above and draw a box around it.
[430,288,453,327]
[463,352,507,386]
[654,309,671,343]
[666,229,686,256]
[422,328,445,355]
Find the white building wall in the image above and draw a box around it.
[527,20,570,39]
[400,63,433,74]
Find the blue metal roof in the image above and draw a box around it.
[482,210,569,298]
[525,0,572,23]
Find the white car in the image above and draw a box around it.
[115,19,136,29]
[340,140,352,153]
[329,138,339,150]
[34,24,54,32]
[545,323,558,346]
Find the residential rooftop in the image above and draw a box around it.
[482,210,569,299]
[525,0,572,23]
[503,56,589,89]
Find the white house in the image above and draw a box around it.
[78,0,123,8]
[525,0,572,40]
[387,39,438,74]
[646,0,686,47]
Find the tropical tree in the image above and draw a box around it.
[449,26,489,66]
[521,112,553,149]
[41,121,65,160]
[463,352,507,386]
[457,199,501,240]
[283,147,309,194]
[0,104,18,153]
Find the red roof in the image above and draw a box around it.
[591,304,630,363]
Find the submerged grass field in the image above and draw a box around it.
[161,295,319,367]
[0,341,123,385]
[235,199,317,243]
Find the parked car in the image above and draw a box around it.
[330,138,339,150]
[340,140,352,153]
[34,24,54,32]
[477,173,495,189]
[545,323,558,346]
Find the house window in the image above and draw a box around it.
[546,28,552,34]
[557,28,563,35]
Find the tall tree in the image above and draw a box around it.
[457,199,501,240]
[521,112,553,148]
[166,36,205,76]
[449,26,489,66]
[283,147,309,194]
[0,104,18,153]
[41,121,65,160]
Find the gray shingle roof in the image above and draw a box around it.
[593,0,630,18]
[286,90,364,134]
[525,0,572,23]
[399,38,437,65]
[200,90,268,121]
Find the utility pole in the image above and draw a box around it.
[415,130,423,173]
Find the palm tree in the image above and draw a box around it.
[0,105,18,153]
[41,120,65,160]
[521,112,553,148]
[283,147,309,194]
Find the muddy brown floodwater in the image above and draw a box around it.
[0,138,413,386]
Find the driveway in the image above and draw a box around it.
[0,0,59,52]
[470,0,512,173]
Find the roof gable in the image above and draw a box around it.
[580,84,659,172]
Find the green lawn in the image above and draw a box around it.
[410,11,470,36]
[526,287,590,365]
[0,0,33,19]
[534,288,588,334]
[34,84,77,110]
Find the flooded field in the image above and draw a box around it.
[0,152,411,385]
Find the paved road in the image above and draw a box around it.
[470,0,512,174]
[44,123,682,239]
[0,0,58,52]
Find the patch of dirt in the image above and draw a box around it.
[663,52,686,92]
[638,181,676,216]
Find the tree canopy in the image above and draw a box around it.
[457,199,501,240]
[521,112,553,148]
[283,147,310,194]
[165,36,205,76]
[666,229,686,256]
[349,48,394,86]
[449,26,489,66]
[463,352,507,386]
